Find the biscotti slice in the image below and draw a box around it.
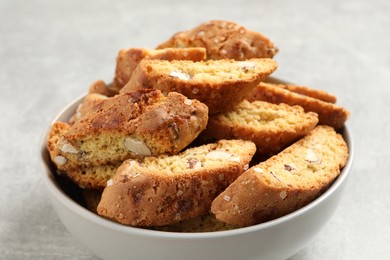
[81,186,236,232]
[69,93,108,124]
[69,80,119,124]
[247,82,349,129]
[81,186,237,232]
[157,20,278,60]
[97,139,256,227]
[120,58,278,114]
[47,121,121,189]
[47,121,71,166]
[113,47,206,91]
[211,125,349,227]
[52,89,208,171]
[264,81,337,103]
[202,100,319,156]
[88,80,118,97]
[64,163,120,190]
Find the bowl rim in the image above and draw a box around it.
[39,82,354,240]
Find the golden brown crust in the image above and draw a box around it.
[68,93,108,125]
[211,126,349,227]
[69,80,119,125]
[82,190,236,232]
[47,121,71,164]
[97,140,256,227]
[202,100,319,156]
[51,89,208,171]
[265,82,337,103]
[247,82,349,129]
[120,58,278,114]
[157,20,278,60]
[88,80,118,97]
[113,47,207,91]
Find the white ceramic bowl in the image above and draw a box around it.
[40,91,354,260]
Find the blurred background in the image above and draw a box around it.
[1,0,389,259]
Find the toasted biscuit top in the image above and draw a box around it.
[113,47,207,89]
[157,20,278,60]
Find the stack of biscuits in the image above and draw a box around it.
[47,20,350,231]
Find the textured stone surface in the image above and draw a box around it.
[1,0,389,259]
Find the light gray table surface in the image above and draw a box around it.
[1,0,389,259]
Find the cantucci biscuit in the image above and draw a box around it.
[68,93,108,125]
[247,82,349,129]
[64,164,120,190]
[47,121,120,189]
[88,80,118,97]
[47,121,71,168]
[50,89,208,171]
[211,125,349,227]
[202,100,319,156]
[113,47,206,91]
[120,58,277,114]
[157,20,278,60]
[82,190,236,232]
[69,80,118,125]
[97,139,256,227]
[264,81,337,103]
